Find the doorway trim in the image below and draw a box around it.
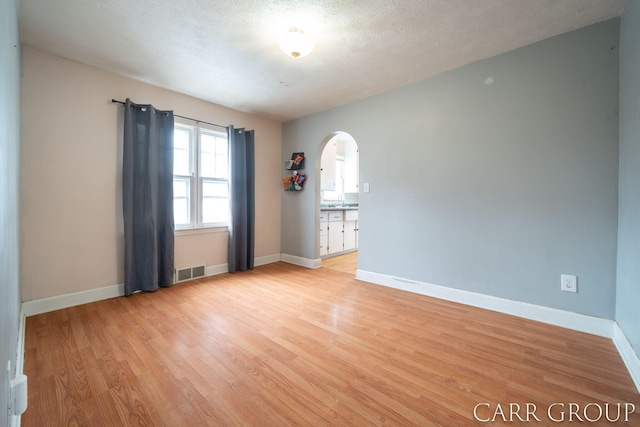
[315,131,359,263]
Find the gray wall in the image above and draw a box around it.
[617,2,640,355]
[0,0,21,424]
[282,19,620,319]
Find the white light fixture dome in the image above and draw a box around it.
[279,27,314,58]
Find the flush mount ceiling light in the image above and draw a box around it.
[279,27,314,58]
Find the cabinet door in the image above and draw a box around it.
[355,220,358,248]
[319,220,328,256]
[343,220,357,251]
[320,234,328,256]
[328,221,344,254]
[321,140,337,191]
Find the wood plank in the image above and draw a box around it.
[22,262,639,426]
[322,251,358,275]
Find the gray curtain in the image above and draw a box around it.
[122,99,175,295]
[227,126,255,273]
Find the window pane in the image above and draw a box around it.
[174,128,191,175]
[215,153,228,178]
[201,133,215,152]
[201,132,228,179]
[202,179,228,224]
[203,180,228,198]
[202,197,229,224]
[201,133,216,178]
[201,151,216,178]
[174,128,190,150]
[174,198,190,225]
[173,178,190,226]
[173,179,188,198]
[216,137,228,178]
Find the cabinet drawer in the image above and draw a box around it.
[328,212,344,222]
[345,210,359,221]
[319,212,328,222]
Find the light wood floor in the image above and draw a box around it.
[23,262,639,426]
[321,251,358,275]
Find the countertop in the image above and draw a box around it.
[320,205,359,211]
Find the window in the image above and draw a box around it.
[173,122,229,229]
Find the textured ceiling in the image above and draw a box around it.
[19,0,626,122]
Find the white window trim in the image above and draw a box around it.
[174,120,229,234]
[175,225,228,236]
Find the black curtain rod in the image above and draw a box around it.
[111,99,227,129]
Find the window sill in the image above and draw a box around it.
[175,225,228,236]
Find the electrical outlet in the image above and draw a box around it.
[561,274,577,293]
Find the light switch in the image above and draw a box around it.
[363,182,370,193]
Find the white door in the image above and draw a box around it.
[343,220,357,251]
[319,220,328,256]
[328,221,344,254]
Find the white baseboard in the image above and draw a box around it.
[613,323,640,393]
[206,263,229,276]
[280,253,322,269]
[22,283,125,317]
[205,253,282,276]
[356,269,614,338]
[22,254,285,317]
[255,253,282,266]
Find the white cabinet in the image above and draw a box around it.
[328,211,344,255]
[320,210,359,256]
[328,212,344,222]
[343,210,358,252]
[321,140,337,191]
[328,222,344,255]
[319,212,328,256]
[345,210,359,222]
[343,220,357,251]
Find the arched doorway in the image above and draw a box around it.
[317,132,359,274]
